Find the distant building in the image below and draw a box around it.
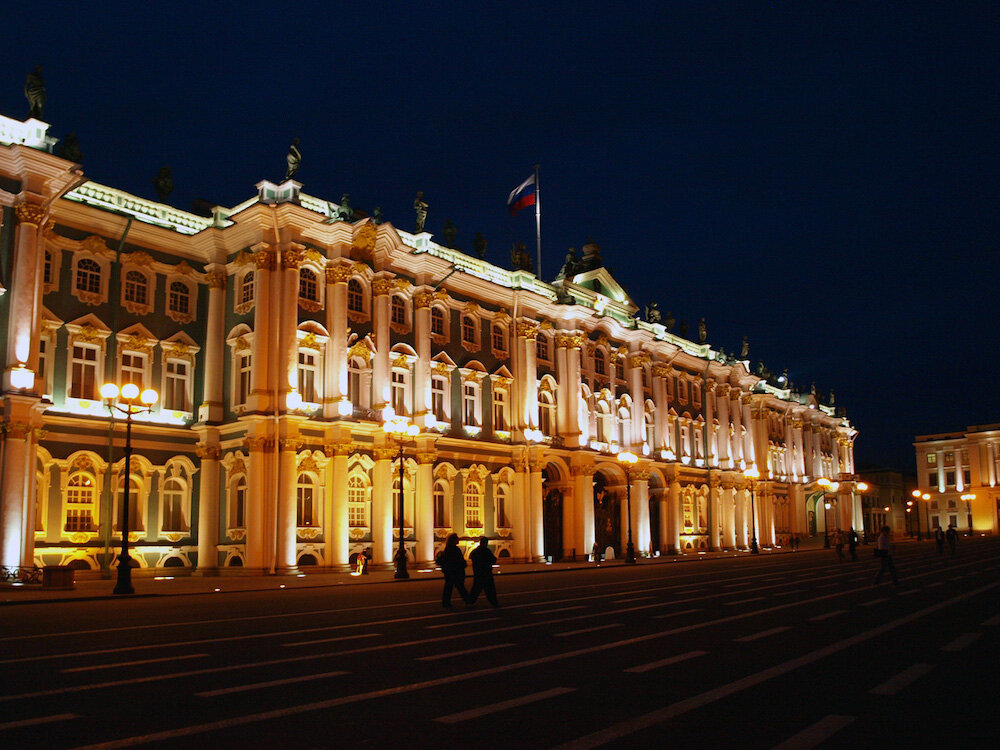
[856,468,911,538]
[1,113,860,575]
[913,425,999,535]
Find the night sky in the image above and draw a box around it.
[5,3,999,473]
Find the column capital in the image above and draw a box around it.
[14,200,46,227]
[195,444,222,460]
[205,270,227,289]
[253,248,277,271]
[373,447,396,461]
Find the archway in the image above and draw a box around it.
[543,487,563,561]
[593,470,621,558]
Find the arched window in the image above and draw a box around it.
[231,475,247,528]
[491,323,506,354]
[462,316,476,345]
[433,481,448,527]
[347,279,364,312]
[495,484,510,528]
[539,391,556,436]
[297,473,316,526]
[464,482,483,529]
[298,350,319,404]
[162,477,185,532]
[391,295,406,325]
[594,350,607,377]
[431,307,445,336]
[124,270,148,305]
[66,471,96,531]
[348,474,369,527]
[115,474,143,532]
[76,258,101,294]
[299,268,318,302]
[168,281,190,315]
[240,271,255,305]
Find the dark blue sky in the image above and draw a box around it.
[6,2,999,472]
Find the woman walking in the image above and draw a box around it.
[436,533,470,607]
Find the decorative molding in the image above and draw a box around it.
[629,352,651,369]
[253,249,276,271]
[243,436,274,452]
[195,444,221,460]
[15,201,46,226]
[326,264,352,284]
[417,452,437,465]
[348,341,372,361]
[205,270,227,289]
[324,441,354,457]
[281,246,306,269]
[353,223,377,255]
[80,235,112,257]
[123,250,155,268]
[516,321,539,338]
[280,438,303,452]
[373,447,397,461]
[371,278,395,296]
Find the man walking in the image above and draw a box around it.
[945,524,958,556]
[873,525,898,586]
[468,536,500,608]
[436,533,469,608]
[848,527,859,561]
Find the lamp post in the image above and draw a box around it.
[817,477,839,549]
[616,451,637,564]
[743,464,760,554]
[961,493,975,535]
[383,415,419,579]
[855,481,869,542]
[910,489,927,540]
[905,501,913,537]
[100,382,158,595]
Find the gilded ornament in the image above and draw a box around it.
[516,321,539,338]
[15,201,46,226]
[280,438,303,452]
[124,251,154,267]
[73,324,105,344]
[371,278,395,296]
[538,320,554,331]
[301,333,319,350]
[297,455,319,473]
[433,362,451,375]
[373,447,397,461]
[392,355,409,368]
[81,235,110,256]
[121,334,154,355]
[234,335,251,352]
[281,247,305,269]
[394,277,411,291]
[253,249,276,271]
[352,222,377,255]
[414,291,433,309]
[461,370,483,383]
[4,421,31,440]
[629,352,651,369]
[348,341,372,361]
[326,264,352,284]
[195,444,221,460]
[417,452,437,465]
[304,248,324,264]
[205,270,227,289]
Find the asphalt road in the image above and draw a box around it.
[1,538,998,749]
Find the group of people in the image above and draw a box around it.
[934,524,959,555]
[831,527,861,561]
[435,533,500,608]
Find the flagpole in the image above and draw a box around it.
[534,164,541,278]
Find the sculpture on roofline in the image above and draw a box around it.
[511,242,533,272]
[56,132,82,163]
[337,194,354,222]
[644,301,661,324]
[25,66,45,120]
[740,336,750,359]
[284,138,301,181]
[152,166,173,203]
[473,231,487,259]
[414,191,428,233]
[679,320,689,339]
[559,247,580,278]
[698,318,707,344]
[372,206,384,225]
[442,219,457,248]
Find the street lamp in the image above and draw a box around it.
[855,481,869,542]
[817,477,839,548]
[382,415,419,579]
[961,493,975,535]
[910,489,929,540]
[616,451,638,564]
[743,464,760,554]
[100,382,158,595]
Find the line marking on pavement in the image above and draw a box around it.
[425,618,501,630]
[735,626,791,643]
[652,608,703,619]
[983,613,1000,626]
[417,643,517,661]
[195,670,349,697]
[898,589,921,596]
[624,650,707,673]
[62,653,209,673]
[65,581,1000,750]
[869,663,934,695]
[554,624,623,637]
[859,598,888,607]
[773,590,805,597]
[927,582,944,588]
[433,687,576,724]
[549,582,999,750]
[817,583,838,588]
[0,713,79,731]
[771,714,856,750]
[613,596,654,603]
[807,610,845,622]
[531,606,586,615]
[941,633,980,652]
[723,597,765,606]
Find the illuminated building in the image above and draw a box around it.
[913,426,1000,535]
[0,113,859,575]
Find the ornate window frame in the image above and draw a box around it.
[158,458,195,539]
[70,236,112,306]
[298,266,323,312]
[226,326,254,413]
[430,304,449,344]
[346,276,371,324]
[120,252,156,316]
[389,294,411,335]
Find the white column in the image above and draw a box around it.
[0,417,34,568]
[325,263,350,416]
[4,202,45,391]
[735,486,747,549]
[572,461,595,559]
[415,447,435,563]
[667,478,681,554]
[716,385,731,468]
[199,268,226,423]
[372,445,393,563]
[722,484,736,549]
[564,334,582,448]
[511,454,528,561]
[195,442,220,571]
[249,247,275,413]
[413,290,434,423]
[635,475,650,555]
[371,277,394,413]
[244,435,270,571]
[529,455,544,560]
[276,439,299,572]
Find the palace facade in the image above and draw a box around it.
[0,114,860,576]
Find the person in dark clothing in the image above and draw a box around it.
[873,525,898,586]
[468,536,500,607]
[847,527,859,561]
[945,524,958,556]
[435,533,469,607]
[935,526,945,554]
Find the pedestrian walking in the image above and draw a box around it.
[435,533,469,608]
[934,526,945,554]
[945,524,958,556]
[468,536,500,607]
[592,541,602,563]
[833,529,845,561]
[872,525,898,586]
[848,527,859,561]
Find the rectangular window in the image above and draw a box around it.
[120,352,146,390]
[927,453,937,465]
[463,384,478,425]
[70,344,99,400]
[164,360,190,411]
[391,370,408,416]
[298,351,318,403]
[536,336,549,361]
[38,337,48,395]
[237,353,252,406]
[945,471,955,487]
[492,389,507,431]
[928,472,937,488]
[963,469,971,486]
[432,377,447,421]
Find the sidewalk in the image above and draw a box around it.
[1,540,833,606]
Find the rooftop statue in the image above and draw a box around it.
[152,166,173,203]
[740,335,750,359]
[414,191,428,233]
[372,206,384,225]
[679,320,689,339]
[56,132,82,163]
[473,231,487,259]
[25,65,45,120]
[644,301,661,324]
[337,194,354,222]
[284,138,301,181]
[663,310,675,332]
[698,318,707,344]
[442,219,457,248]
[559,247,580,278]
[511,242,533,272]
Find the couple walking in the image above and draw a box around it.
[436,533,500,608]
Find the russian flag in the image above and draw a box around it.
[507,174,536,216]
